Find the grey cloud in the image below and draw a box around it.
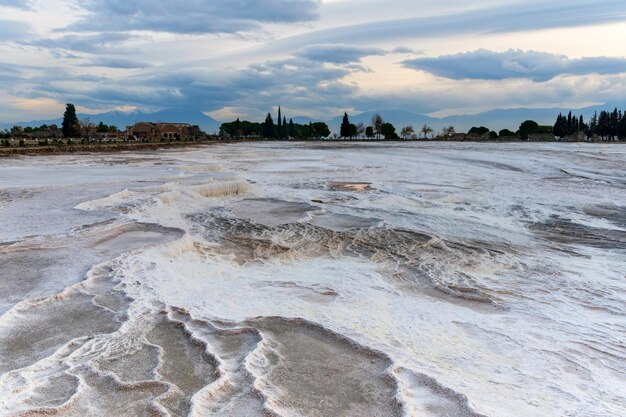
[27,33,137,53]
[392,46,422,54]
[272,0,626,50]
[66,0,320,34]
[81,57,151,69]
[5,45,626,124]
[403,49,626,81]
[294,44,385,64]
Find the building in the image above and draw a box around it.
[96,131,126,142]
[128,122,202,142]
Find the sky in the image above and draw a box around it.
[1,0,625,122]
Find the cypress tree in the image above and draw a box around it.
[340,112,351,138]
[62,103,80,138]
[589,111,598,137]
[264,113,275,138]
[288,118,295,137]
[553,113,565,138]
[579,115,584,132]
[619,110,626,139]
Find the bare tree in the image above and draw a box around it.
[442,125,456,139]
[79,118,96,141]
[355,122,365,139]
[400,125,415,140]
[420,124,433,139]
[372,113,383,139]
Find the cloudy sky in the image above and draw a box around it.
[1,0,625,122]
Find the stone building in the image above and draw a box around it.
[128,122,202,142]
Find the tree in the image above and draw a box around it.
[372,113,383,139]
[263,113,275,138]
[468,126,489,136]
[310,122,330,138]
[400,125,414,139]
[349,123,357,139]
[519,120,539,140]
[355,123,365,139]
[277,106,282,139]
[340,112,351,138]
[79,118,96,140]
[420,124,433,139]
[365,126,374,139]
[234,118,242,139]
[288,118,295,137]
[442,126,455,139]
[381,122,397,139]
[499,129,516,137]
[588,111,598,137]
[618,110,624,140]
[62,103,80,138]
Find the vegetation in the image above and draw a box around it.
[372,114,383,139]
[381,123,398,139]
[518,120,540,140]
[340,112,351,138]
[97,121,118,133]
[400,125,415,139]
[553,108,626,140]
[220,109,330,140]
[468,126,489,136]
[420,124,433,139]
[61,103,80,138]
[4,102,626,150]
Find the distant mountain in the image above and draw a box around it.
[323,103,626,134]
[3,103,625,136]
[0,107,222,134]
[327,109,438,132]
[291,116,315,125]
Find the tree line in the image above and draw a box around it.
[220,107,330,139]
[553,109,626,140]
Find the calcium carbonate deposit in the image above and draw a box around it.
[0,142,624,417]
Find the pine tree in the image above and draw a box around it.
[277,106,282,139]
[553,113,565,138]
[62,103,80,138]
[288,118,295,137]
[283,116,287,137]
[589,111,598,137]
[619,110,626,140]
[234,118,242,139]
[264,113,275,138]
[340,112,351,138]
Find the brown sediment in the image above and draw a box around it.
[328,181,374,192]
[192,210,504,306]
[147,314,220,416]
[0,272,127,374]
[95,344,161,384]
[0,222,183,315]
[582,204,626,228]
[529,217,626,249]
[246,316,403,417]
[0,141,218,157]
[230,198,319,227]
